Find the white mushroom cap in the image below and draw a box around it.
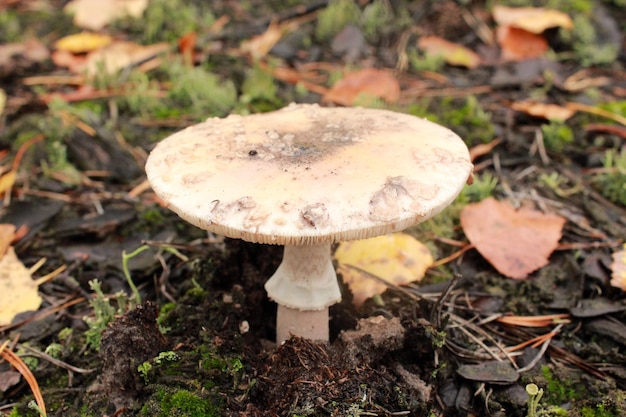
[145,103,473,245]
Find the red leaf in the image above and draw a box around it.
[460,198,566,279]
[496,25,548,61]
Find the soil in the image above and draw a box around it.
[1,1,626,416]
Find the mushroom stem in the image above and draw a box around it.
[265,243,342,343]
[276,306,329,344]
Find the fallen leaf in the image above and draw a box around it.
[511,101,576,122]
[323,68,400,106]
[0,170,16,197]
[81,41,170,76]
[65,0,149,31]
[460,197,566,279]
[469,138,501,162]
[55,32,113,53]
[610,244,626,291]
[334,233,433,307]
[417,36,481,69]
[0,247,42,326]
[0,224,15,257]
[492,5,573,34]
[0,370,21,393]
[178,32,197,65]
[0,39,49,71]
[51,49,88,73]
[240,20,284,60]
[496,25,548,61]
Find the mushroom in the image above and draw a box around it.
[145,103,473,344]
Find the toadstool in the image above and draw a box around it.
[145,103,473,344]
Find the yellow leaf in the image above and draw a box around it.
[0,247,42,325]
[0,224,16,257]
[417,36,481,69]
[493,5,573,34]
[334,233,433,307]
[0,170,16,196]
[55,32,113,53]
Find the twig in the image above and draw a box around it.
[0,344,47,416]
[19,344,95,374]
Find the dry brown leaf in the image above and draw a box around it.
[0,247,42,325]
[55,32,113,53]
[65,0,149,31]
[496,25,548,61]
[469,138,501,162]
[334,233,433,307]
[460,197,566,279]
[81,41,170,76]
[511,101,576,122]
[492,5,573,34]
[611,244,626,291]
[417,36,481,69]
[240,20,284,60]
[322,68,400,106]
[51,49,88,73]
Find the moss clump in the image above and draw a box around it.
[143,388,222,417]
[239,64,283,113]
[541,365,583,405]
[581,403,617,417]
[541,120,574,152]
[593,148,626,206]
[407,96,495,146]
[315,0,361,41]
[113,0,215,43]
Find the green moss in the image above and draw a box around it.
[360,0,411,42]
[407,96,495,146]
[581,403,616,417]
[157,302,177,330]
[541,120,574,152]
[113,0,215,43]
[0,10,23,42]
[408,49,446,73]
[541,366,582,405]
[315,0,360,41]
[166,60,237,120]
[155,389,221,417]
[593,148,626,206]
[569,14,620,67]
[239,64,283,113]
[598,100,626,115]
[115,70,167,118]
[141,207,166,226]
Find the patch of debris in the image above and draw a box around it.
[245,316,433,416]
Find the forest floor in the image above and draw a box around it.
[1,0,626,416]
